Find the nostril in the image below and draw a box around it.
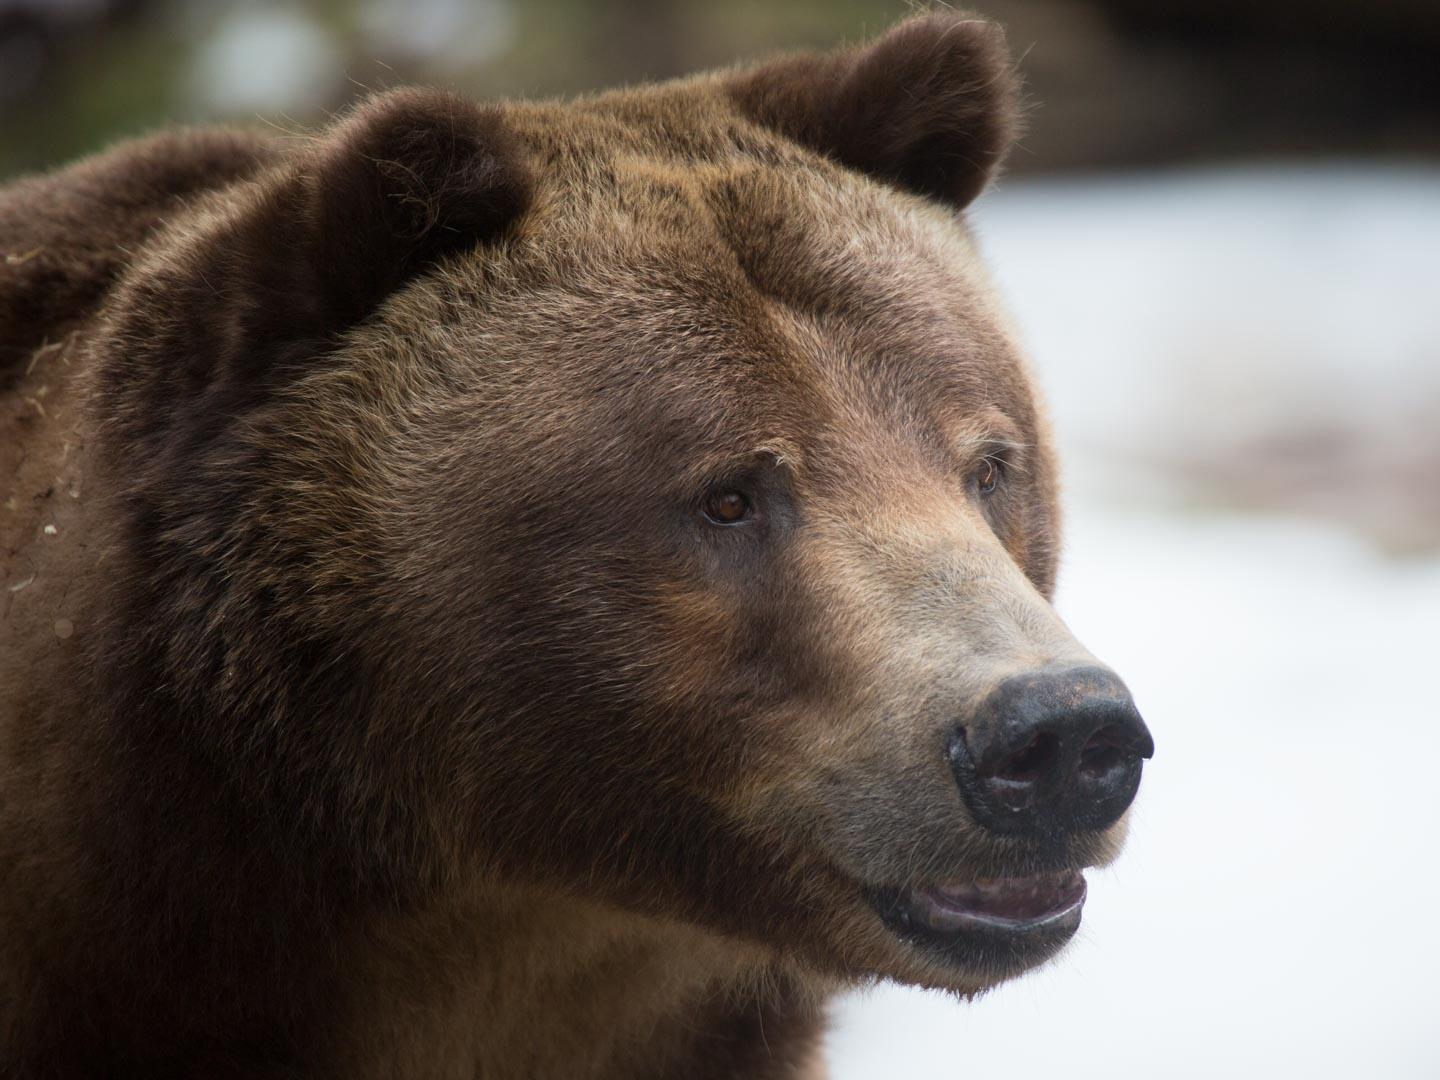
[996,732,1059,784]
[1078,726,1130,780]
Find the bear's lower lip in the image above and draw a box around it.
[907,870,1086,933]
[866,870,1087,971]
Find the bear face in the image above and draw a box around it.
[291,160,1121,996]
[83,15,1147,995]
[5,13,1150,1061]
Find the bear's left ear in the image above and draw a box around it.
[726,12,1022,209]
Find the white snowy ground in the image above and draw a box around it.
[824,167,1440,1078]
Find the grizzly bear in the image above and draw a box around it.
[0,11,1153,1079]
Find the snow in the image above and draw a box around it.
[824,167,1440,1078]
[973,166,1440,458]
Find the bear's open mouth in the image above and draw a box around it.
[866,870,1087,972]
[910,870,1086,932]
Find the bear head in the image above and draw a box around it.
[86,12,1151,997]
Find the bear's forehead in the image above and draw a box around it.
[506,98,992,301]
[402,107,1040,478]
[507,132,1017,361]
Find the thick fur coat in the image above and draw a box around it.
[0,13,1144,1078]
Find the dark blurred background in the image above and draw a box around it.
[5,3,1436,1077]
[2,0,1439,180]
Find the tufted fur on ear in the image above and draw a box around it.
[97,86,532,443]
[727,11,1022,209]
[269,86,533,341]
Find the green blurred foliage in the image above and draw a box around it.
[2,0,1436,181]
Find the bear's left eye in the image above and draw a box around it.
[974,456,1003,496]
[702,489,754,526]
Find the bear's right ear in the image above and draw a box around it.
[727,12,1022,210]
[109,88,531,399]
[256,86,532,341]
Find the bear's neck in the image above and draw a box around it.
[326,882,826,1078]
[13,754,828,1079]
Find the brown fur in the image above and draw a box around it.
[1,13,1130,1078]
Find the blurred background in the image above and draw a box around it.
[4,1,1435,1075]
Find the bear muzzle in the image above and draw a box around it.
[856,664,1151,982]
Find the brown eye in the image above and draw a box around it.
[975,457,1002,496]
[703,490,753,525]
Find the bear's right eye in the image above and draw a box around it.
[975,456,1002,496]
[702,490,754,526]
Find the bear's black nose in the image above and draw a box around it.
[948,665,1153,841]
